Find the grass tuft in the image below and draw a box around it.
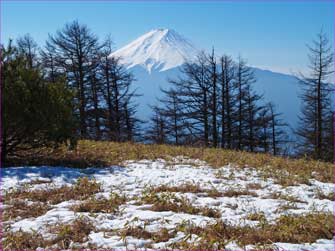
[50,216,95,249]
[118,225,176,243]
[3,230,46,250]
[222,188,258,197]
[245,211,267,222]
[315,188,334,201]
[140,190,221,218]
[3,200,51,221]
[151,183,223,198]
[246,182,263,190]
[71,192,127,213]
[152,182,204,194]
[3,217,96,250]
[173,212,333,249]
[4,177,101,205]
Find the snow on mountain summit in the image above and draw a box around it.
[110,29,198,73]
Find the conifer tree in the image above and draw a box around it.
[296,30,334,160]
[2,41,76,160]
[46,21,102,138]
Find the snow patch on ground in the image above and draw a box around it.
[2,157,334,250]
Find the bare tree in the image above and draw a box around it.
[146,106,167,144]
[17,34,39,69]
[99,37,139,141]
[46,21,102,138]
[267,102,288,155]
[219,55,235,148]
[41,42,65,83]
[245,84,263,152]
[159,87,186,145]
[296,30,334,160]
[208,49,219,147]
[235,56,257,150]
[169,52,212,146]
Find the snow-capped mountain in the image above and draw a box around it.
[111,28,303,136]
[110,28,198,73]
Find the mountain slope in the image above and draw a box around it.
[130,66,301,132]
[110,28,198,73]
[252,68,301,131]
[112,29,302,134]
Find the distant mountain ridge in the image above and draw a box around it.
[110,28,198,73]
[110,29,302,135]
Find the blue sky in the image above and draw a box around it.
[1,0,334,74]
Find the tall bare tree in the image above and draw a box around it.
[169,52,212,146]
[296,30,334,160]
[46,21,101,138]
[17,34,39,69]
[98,37,139,141]
[146,106,167,144]
[158,87,186,145]
[235,56,257,150]
[208,49,219,147]
[219,55,235,149]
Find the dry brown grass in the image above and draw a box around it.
[4,186,71,204]
[71,192,127,213]
[140,190,221,218]
[4,177,101,205]
[3,200,51,221]
[275,202,299,213]
[315,188,334,201]
[222,188,258,197]
[3,211,332,250]
[246,182,263,190]
[152,183,257,199]
[262,191,282,200]
[118,225,176,243]
[173,212,334,249]
[263,192,307,204]
[152,183,223,198]
[26,179,53,185]
[49,217,95,249]
[3,217,96,250]
[279,194,307,204]
[271,213,333,242]
[7,140,333,184]
[2,229,47,250]
[245,211,267,222]
[152,183,204,193]
[225,202,238,210]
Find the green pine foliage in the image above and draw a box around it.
[1,41,76,159]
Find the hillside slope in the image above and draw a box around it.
[111,29,303,132]
[2,140,334,250]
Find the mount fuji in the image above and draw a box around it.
[110,28,302,133]
[110,28,198,72]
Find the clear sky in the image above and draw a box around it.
[1,0,334,74]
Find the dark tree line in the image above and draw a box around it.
[2,22,333,162]
[147,50,289,155]
[1,39,76,159]
[41,21,140,142]
[147,31,334,162]
[2,21,140,160]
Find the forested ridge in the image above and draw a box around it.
[1,21,333,163]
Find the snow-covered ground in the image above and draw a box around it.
[2,157,334,250]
